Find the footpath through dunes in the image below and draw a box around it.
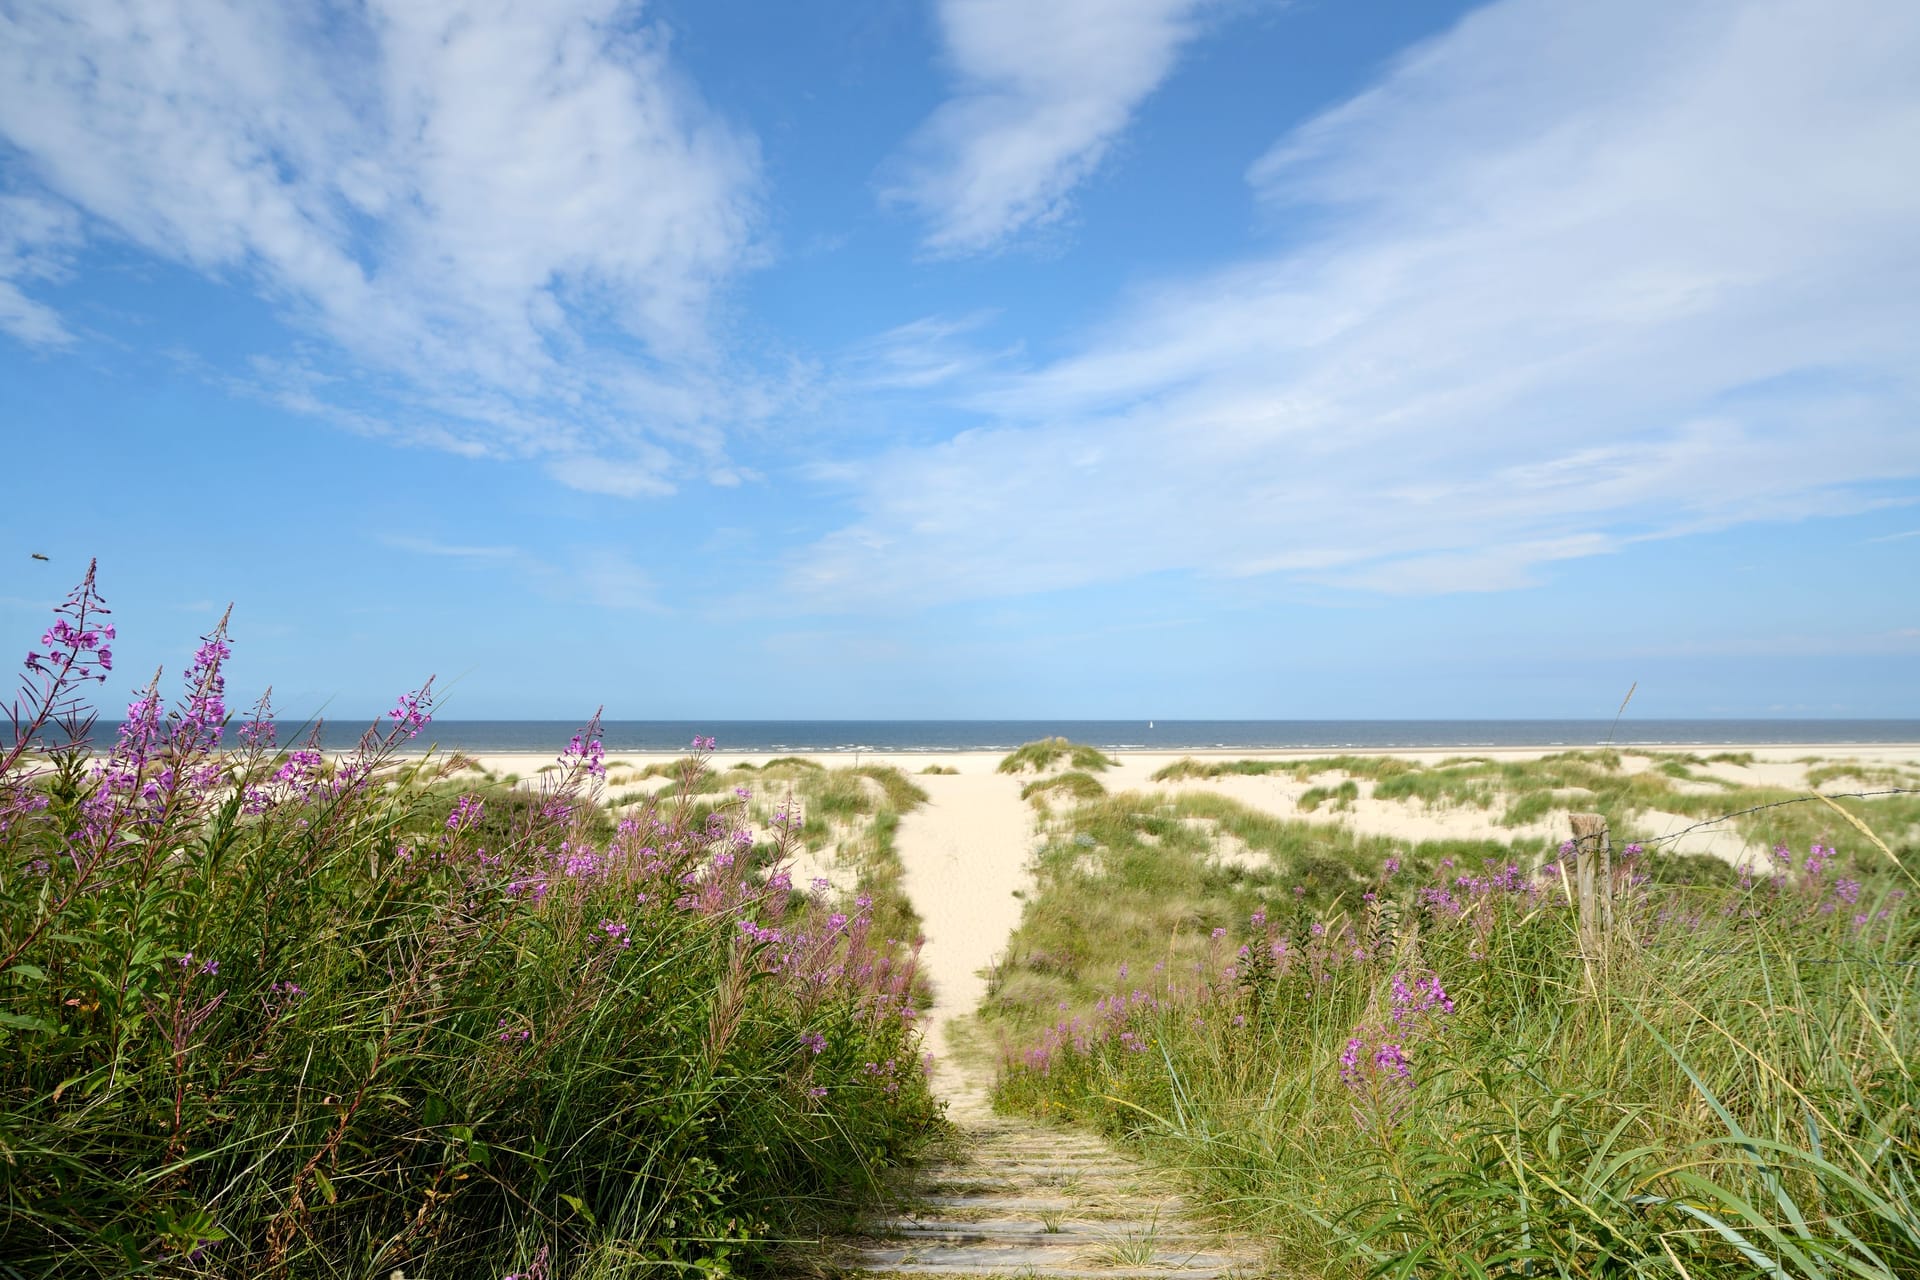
[827,760,1267,1279]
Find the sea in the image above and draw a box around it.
[83,718,1920,754]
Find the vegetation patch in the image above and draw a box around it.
[1297,778,1359,812]
[0,567,939,1277]
[1150,750,1920,846]
[997,737,1117,774]
[1020,771,1108,805]
[982,790,1533,1030]
[992,777,1920,1279]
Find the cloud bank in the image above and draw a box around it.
[803,0,1920,605]
[0,0,762,493]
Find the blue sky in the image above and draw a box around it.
[2,0,1917,721]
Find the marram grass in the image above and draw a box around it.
[992,789,1918,1278]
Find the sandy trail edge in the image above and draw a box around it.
[891,771,1036,1120]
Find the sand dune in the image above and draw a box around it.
[417,743,1918,1041]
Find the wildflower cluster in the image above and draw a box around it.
[0,567,938,1276]
[1337,968,1455,1129]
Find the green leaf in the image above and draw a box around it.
[0,1011,57,1033]
[559,1193,598,1227]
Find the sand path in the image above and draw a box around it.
[841,771,1264,1277]
[893,768,1036,1118]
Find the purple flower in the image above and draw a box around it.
[387,683,434,739]
[1388,969,1455,1032]
[1339,1025,1414,1100]
[562,717,607,778]
[446,793,486,833]
[1804,843,1832,878]
[236,696,276,749]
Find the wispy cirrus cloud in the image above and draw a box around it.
[0,192,80,345]
[840,312,1015,391]
[0,0,764,494]
[380,534,662,612]
[804,0,1920,606]
[380,535,524,562]
[882,0,1220,255]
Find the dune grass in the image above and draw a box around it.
[997,737,1118,774]
[990,780,1920,1278]
[0,567,939,1277]
[1020,770,1108,805]
[981,790,1549,1029]
[1151,749,1920,851]
[1297,779,1359,812]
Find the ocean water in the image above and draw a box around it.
[84,718,1920,754]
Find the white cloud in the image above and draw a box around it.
[883,0,1216,255]
[801,0,1920,606]
[379,535,523,561]
[0,192,81,344]
[383,533,661,611]
[841,312,1012,390]
[545,452,678,499]
[0,0,763,492]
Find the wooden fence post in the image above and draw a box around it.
[1570,813,1612,956]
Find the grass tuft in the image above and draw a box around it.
[998,738,1118,774]
[1021,771,1108,804]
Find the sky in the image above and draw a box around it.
[2,0,1917,722]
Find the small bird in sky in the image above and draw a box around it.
[30,553,49,561]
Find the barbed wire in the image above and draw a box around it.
[1622,787,1920,854]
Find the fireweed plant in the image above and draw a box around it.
[0,566,938,1278]
[993,797,1919,1278]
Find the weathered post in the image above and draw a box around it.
[1570,813,1612,956]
